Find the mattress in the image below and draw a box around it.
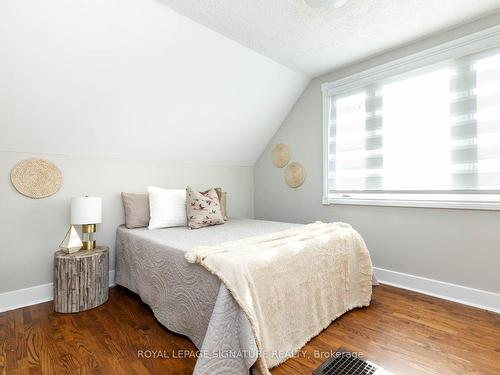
[118,218,299,253]
[115,218,300,375]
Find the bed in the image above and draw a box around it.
[116,218,373,375]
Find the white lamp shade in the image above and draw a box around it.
[71,196,102,224]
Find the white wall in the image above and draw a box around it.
[0,151,254,294]
[0,0,308,296]
[254,13,500,296]
[0,0,307,166]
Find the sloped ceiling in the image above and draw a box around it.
[0,0,308,166]
[159,0,500,77]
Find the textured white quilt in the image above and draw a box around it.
[185,222,373,374]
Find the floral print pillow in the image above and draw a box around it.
[186,186,225,229]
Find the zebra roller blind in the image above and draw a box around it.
[323,46,500,207]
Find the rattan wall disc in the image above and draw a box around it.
[11,158,63,199]
[272,143,290,168]
[284,161,305,188]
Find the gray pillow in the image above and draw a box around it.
[121,192,150,229]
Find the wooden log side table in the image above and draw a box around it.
[54,246,109,313]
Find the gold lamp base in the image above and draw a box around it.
[81,240,96,250]
[81,224,97,250]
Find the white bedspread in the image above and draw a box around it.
[185,222,373,374]
[116,219,373,375]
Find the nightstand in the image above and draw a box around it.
[53,246,109,313]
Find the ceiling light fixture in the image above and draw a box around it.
[305,0,349,8]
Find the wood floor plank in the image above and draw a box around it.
[0,285,498,374]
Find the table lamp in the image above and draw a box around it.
[71,196,102,250]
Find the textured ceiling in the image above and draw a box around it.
[159,0,500,77]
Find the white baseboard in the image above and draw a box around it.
[2,268,499,314]
[0,270,116,313]
[109,269,116,287]
[0,283,54,313]
[374,267,500,314]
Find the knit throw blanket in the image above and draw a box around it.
[185,222,373,374]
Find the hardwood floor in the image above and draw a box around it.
[1,285,499,375]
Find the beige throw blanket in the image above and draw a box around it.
[185,222,373,374]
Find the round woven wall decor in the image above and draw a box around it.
[284,161,305,188]
[11,158,63,199]
[272,143,290,168]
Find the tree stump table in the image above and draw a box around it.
[54,246,109,313]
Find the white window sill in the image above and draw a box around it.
[322,195,500,210]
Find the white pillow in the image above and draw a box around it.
[147,187,187,229]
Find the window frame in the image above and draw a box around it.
[322,24,500,210]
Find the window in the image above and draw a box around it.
[323,33,500,209]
